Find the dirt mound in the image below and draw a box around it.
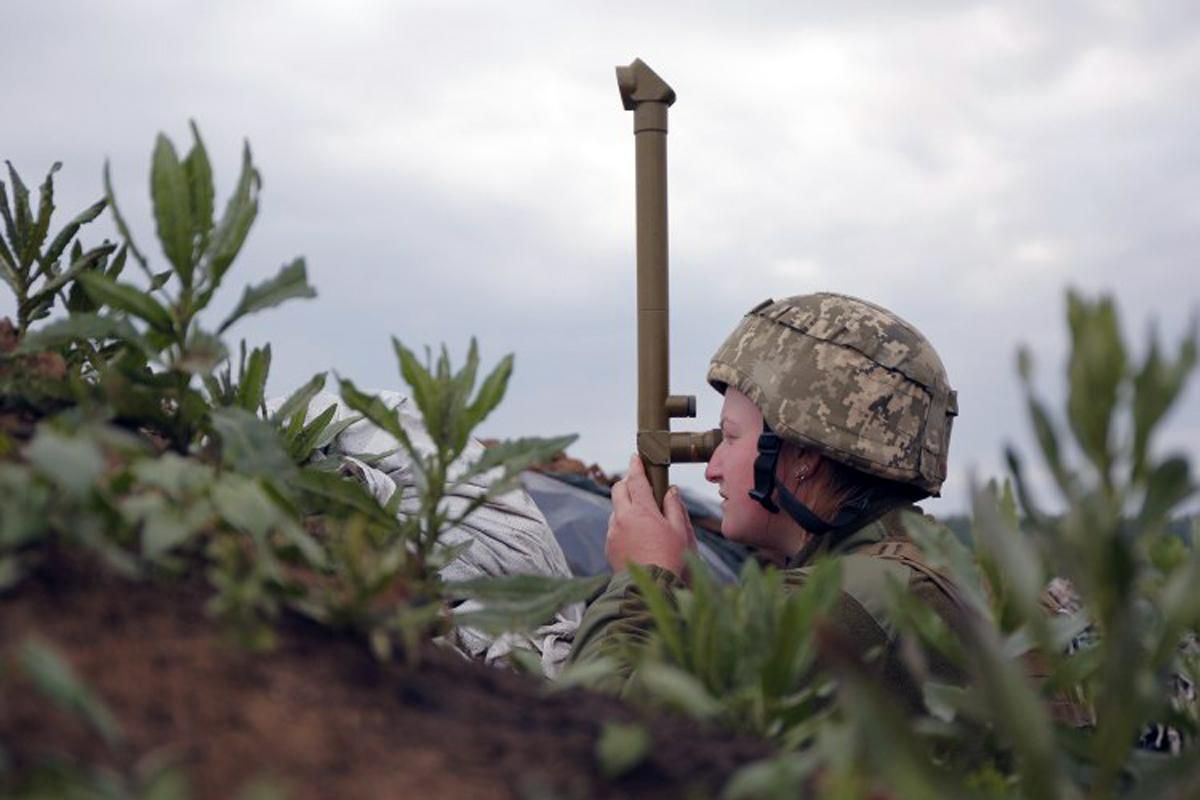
[1,551,768,799]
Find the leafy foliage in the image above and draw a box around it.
[0,161,112,336]
[1,126,591,792]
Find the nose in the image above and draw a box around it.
[704,441,723,484]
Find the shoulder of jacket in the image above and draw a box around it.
[795,553,913,640]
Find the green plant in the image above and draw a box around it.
[3,124,599,665]
[560,555,841,749]
[19,122,315,451]
[0,162,112,337]
[283,342,600,660]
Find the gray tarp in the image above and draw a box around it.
[519,471,744,583]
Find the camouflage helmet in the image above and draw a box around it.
[707,293,957,496]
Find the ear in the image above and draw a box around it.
[780,444,823,489]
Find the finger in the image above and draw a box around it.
[664,486,694,540]
[611,476,631,513]
[625,454,657,507]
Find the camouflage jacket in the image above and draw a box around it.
[569,506,969,712]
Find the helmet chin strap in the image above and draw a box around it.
[749,422,866,536]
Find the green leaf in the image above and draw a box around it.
[289,466,395,527]
[450,573,607,635]
[218,257,316,333]
[1156,557,1200,665]
[237,343,271,412]
[77,271,174,333]
[1137,456,1194,532]
[209,477,281,540]
[0,246,18,294]
[140,763,193,800]
[18,243,115,329]
[338,377,421,460]
[104,159,153,279]
[19,312,139,352]
[271,372,327,426]
[1132,325,1198,477]
[596,722,651,779]
[4,161,32,259]
[551,656,625,692]
[106,242,128,279]
[312,413,359,451]
[24,162,60,271]
[184,120,215,243]
[149,268,172,290]
[972,483,1045,626]
[1,168,20,253]
[393,338,439,435]
[636,661,722,719]
[0,556,23,591]
[1065,292,1126,482]
[288,402,338,461]
[1026,390,1070,495]
[65,255,98,313]
[234,776,290,800]
[205,140,260,291]
[41,242,114,296]
[25,427,105,499]
[131,452,216,496]
[723,753,822,800]
[211,474,325,568]
[466,435,578,485]
[762,557,840,696]
[628,564,685,665]
[122,493,212,559]
[209,406,296,479]
[0,463,52,549]
[151,133,195,285]
[466,351,513,430]
[42,197,107,271]
[20,637,123,746]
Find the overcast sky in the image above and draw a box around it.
[5,1,1199,514]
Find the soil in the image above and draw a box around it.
[0,550,770,799]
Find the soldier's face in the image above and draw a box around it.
[704,388,774,549]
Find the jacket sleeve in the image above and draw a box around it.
[566,566,683,691]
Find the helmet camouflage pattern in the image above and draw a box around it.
[707,293,957,495]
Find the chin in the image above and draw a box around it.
[720,519,757,547]
[720,510,768,546]
[722,511,784,559]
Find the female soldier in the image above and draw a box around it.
[569,292,967,709]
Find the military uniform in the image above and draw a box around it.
[569,505,970,712]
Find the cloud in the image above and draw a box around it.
[4,1,1199,515]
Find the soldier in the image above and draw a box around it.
[570,292,968,710]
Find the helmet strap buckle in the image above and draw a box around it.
[749,423,782,513]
